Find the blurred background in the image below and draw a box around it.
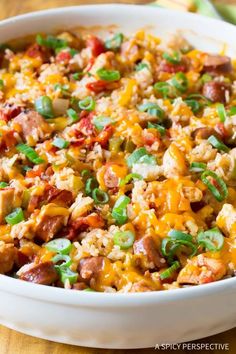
[0,1,235,23]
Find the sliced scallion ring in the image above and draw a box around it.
[119,173,142,187]
[113,230,135,249]
[92,188,109,204]
[197,227,224,252]
[16,143,45,165]
[5,208,24,225]
[154,82,171,99]
[59,267,78,285]
[0,182,8,189]
[78,96,95,111]
[52,254,72,269]
[67,108,79,124]
[163,51,181,64]
[105,33,123,50]
[135,62,149,71]
[138,102,164,120]
[160,261,180,280]
[45,238,72,255]
[171,72,188,93]
[201,170,228,202]
[52,137,69,149]
[112,195,130,225]
[96,68,120,82]
[35,95,54,118]
[85,177,99,196]
[216,103,227,123]
[126,147,156,167]
[190,162,207,172]
[168,229,193,242]
[93,116,113,131]
[208,135,229,153]
[148,122,166,136]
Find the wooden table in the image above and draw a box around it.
[0,0,236,353]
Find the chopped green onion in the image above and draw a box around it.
[105,33,123,50]
[154,82,171,99]
[93,116,113,131]
[5,208,24,225]
[201,170,228,202]
[216,103,227,123]
[45,238,72,255]
[119,173,142,187]
[208,135,229,153]
[92,188,109,204]
[171,72,188,93]
[127,147,156,167]
[52,254,72,269]
[187,93,211,105]
[163,51,181,64]
[72,72,83,80]
[96,68,120,82]
[197,227,224,252]
[109,137,123,153]
[67,108,79,124]
[81,169,92,180]
[135,62,149,71]
[85,177,99,196]
[138,102,164,120]
[160,261,180,280]
[78,96,95,111]
[148,122,166,136]
[113,231,135,249]
[184,99,201,113]
[36,34,67,50]
[112,195,130,225]
[16,143,45,165]
[190,162,207,172]
[229,106,236,116]
[59,267,78,285]
[168,229,193,242]
[35,96,54,118]
[0,182,8,189]
[201,73,212,84]
[52,137,69,149]
[83,287,95,292]
[69,48,78,57]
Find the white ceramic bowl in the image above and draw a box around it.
[0,4,236,349]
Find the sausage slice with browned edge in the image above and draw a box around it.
[19,261,58,285]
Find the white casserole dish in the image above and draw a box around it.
[0,4,236,349]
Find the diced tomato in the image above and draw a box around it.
[95,125,114,147]
[26,166,44,179]
[56,51,72,64]
[143,132,158,146]
[159,60,187,73]
[26,43,43,59]
[86,36,105,57]
[78,112,94,136]
[0,104,22,122]
[86,80,108,93]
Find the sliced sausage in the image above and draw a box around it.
[133,235,166,270]
[0,243,16,274]
[0,188,14,223]
[192,127,221,141]
[203,54,232,76]
[13,110,52,145]
[44,185,74,207]
[72,282,88,291]
[78,256,104,281]
[159,60,187,73]
[35,215,65,242]
[202,81,231,103]
[19,261,58,285]
[0,103,22,122]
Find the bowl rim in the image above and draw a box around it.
[0,4,236,305]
